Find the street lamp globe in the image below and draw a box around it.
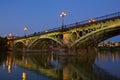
[24,27,28,31]
[60,11,66,17]
[23,27,28,37]
[60,11,67,29]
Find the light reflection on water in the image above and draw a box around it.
[0,52,54,80]
[0,47,120,80]
[0,65,54,80]
[95,48,120,78]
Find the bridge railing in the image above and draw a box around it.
[65,12,120,29]
[94,12,120,21]
[15,12,120,39]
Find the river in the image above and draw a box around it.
[0,47,120,80]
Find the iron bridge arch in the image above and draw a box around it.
[13,12,120,49]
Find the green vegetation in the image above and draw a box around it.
[0,36,8,51]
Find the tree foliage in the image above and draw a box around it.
[0,36,8,51]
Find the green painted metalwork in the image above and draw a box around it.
[13,12,120,48]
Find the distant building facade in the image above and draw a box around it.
[98,41,120,47]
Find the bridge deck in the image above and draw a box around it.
[14,12,120,39]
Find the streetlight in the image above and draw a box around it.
[60,11,67,29]
[88,18,95,23]
[9,33,12,38]
[23,27,28,37]
[7,33,13,51]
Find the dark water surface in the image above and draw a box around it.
[0,47,120,80]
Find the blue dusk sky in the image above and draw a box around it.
[0,0,120,41]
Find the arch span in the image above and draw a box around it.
[71,24,120,47]
[14,41,26,49]
[12,12,120,49]
[28,37,63,49]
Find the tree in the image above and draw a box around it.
[0,36,8,51]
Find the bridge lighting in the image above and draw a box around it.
[60,11,66,29]
[60,11,66,17]
[88,18,95,23]
[23,27,28,31]
[7,33,12,40]
[9,33,12,37]
[23,27,28,37]
[45,30,48,33]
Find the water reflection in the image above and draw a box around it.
[0,47,120,80]
[97,48,120,62]
[13,48,97,80]
[57,48,97,80]
[0,51,54,80]
[2,52,16,73]
[22,72,26,80]
[95,48,120,79]
[13,50,58,79]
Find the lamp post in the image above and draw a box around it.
[23,27,28,50]
[7,33,13,51]
[60,11,66,29]
[23,27,28,37]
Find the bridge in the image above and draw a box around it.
[10,12,120,49]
